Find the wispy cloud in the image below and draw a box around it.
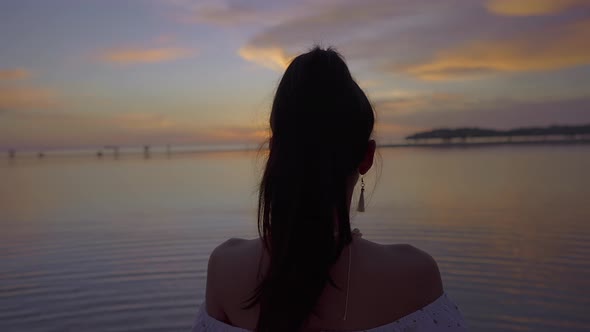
[112,112,178,130]
[238,45,293,71]
[0,68,31,80]
[0,86,60,111]
[99,46,196,65]
[207,125,267,142]
[486,0,588,16]
[0,110,266,149]
[160,0,304,26]
[357,79,381,89]
[183,3,291,26]
[394,19,590,80]
[0,67,61,112]
[374,91,467,115]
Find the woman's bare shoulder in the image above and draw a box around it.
[209,237,261,272]
[391,243,442,287]
[212,237,251,252]
[386,243,441,269]
[206,237,261,290]
[358,239,444,308]
[205,238,262,322]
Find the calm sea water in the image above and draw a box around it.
[1,145,589,332]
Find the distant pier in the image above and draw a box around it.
[104,146,120,159]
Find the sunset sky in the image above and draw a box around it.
[1,0,589,150]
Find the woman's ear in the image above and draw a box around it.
[359,140,376,175]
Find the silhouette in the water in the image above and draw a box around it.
[38,152,44,159]
[96,150,103,158]
[8,149,15,159]
[143,145,150,159]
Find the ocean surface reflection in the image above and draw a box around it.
[1,145,589,331]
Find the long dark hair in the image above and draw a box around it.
[246,47,375,331]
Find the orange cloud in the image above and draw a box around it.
[396,19,590,80]
[238,45,293,71]
[486,0,587,16]
[0,68,31,80]
[0,86,60,111]
[99,46,196,64]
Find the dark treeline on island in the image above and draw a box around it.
[405,124,590,143]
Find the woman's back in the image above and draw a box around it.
[192,47,466,331]
[201,235,466,331]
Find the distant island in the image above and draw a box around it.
[405,124,590,144]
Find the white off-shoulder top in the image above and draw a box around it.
[191,293,467,331]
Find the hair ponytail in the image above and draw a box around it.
[245,47,374,332]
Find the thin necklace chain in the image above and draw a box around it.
[343,243,352,320]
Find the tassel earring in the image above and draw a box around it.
[357,177,365,212]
